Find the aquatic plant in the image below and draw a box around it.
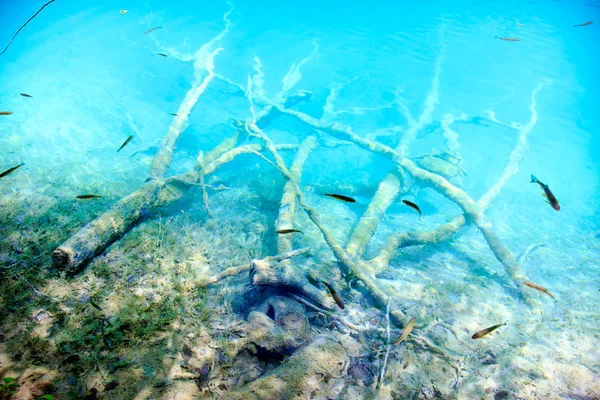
[0,377,19,396]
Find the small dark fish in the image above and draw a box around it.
[0,111,13,115]
[0,162,24,179]
[392,317,416,345]
[530,175,560,211]
[170,113,177,116]
[104,381,119,391]
[324,193,356,203]
[20,93,33,98]
[118,135,133,152]
[402,200,422,219]
[573,21,593,27]
[321,281,345,309]
[524,281,556,300]
[494,35,520,41]
[472,321,507,339]
[144,26,162,34]
[77,195,102,199]
[156,52,168,57]
[276,228,302,234]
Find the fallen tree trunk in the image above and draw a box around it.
[51,134,297,273]
[250,258,334,310]
[278,107,532,299]
[53,179,171,274]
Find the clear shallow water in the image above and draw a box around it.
[0,0,599,399]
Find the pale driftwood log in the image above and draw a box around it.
[149,42,225,178]
[370,82,548,272]
[277,107,531,298]
[345,172,405,257]
[52,134,297,273]
[53,178,180,274]
[246,124,407,326]
[276,136,317,254]
[249,258,334,310]
[270,137,336,307]
[345,54,442,258]
[195,151,212,218]
[200,247,311,287]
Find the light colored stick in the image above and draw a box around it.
[345,50,444,258]
[201,247,311,287]
[150,47,223,178]
[196,151,212,218]
[291,294,404,334]
[277,136,317,254]
[377,298,392,389]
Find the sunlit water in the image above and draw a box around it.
[1,0,599,399]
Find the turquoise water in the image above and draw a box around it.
[1,0,599,398]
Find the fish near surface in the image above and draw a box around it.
[118,135,133,152]
[530,174,560,211]
[472,321,507,339]
[0,111,13,115]
[0,162,24,179]
[77,195,102,199]
[20,93,33,98]
[574,21,593,27]
[144,26,162,34]
[402,200,422,219]
[324,193,356,203]
[494,35,520,41]
[276,228,302,234]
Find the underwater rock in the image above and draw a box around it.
[82,388,98,399]
[162,381,201,399]
[104,381,119,391]
[347,358,375,387]
[494,390,510,400]
[182,343,193,360]
[12,367,56,400]
[194,364,210,388]
[228,333,349,399]
[481,350,497,365]
[246,296,311,356]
